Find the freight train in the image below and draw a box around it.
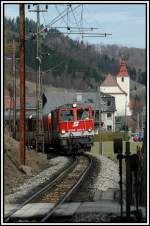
[10,103,95,154]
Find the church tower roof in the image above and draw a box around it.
[117,59,129,77]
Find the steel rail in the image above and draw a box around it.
[41,154,92,222]
[4,156,76,222]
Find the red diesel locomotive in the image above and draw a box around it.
[12,103,94,154]
[42,103,94,154]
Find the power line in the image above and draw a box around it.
[70,5,80,31]
[83,35,111,38]
[50,26,99,30]
[55,5,68,27]
[54,32,112,36]
[49,5,68,27]
[38,4,81,35]
[41,5,47,27]
[81,4,84,42]
[26,4,107,41]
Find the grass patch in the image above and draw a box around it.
[94,132,129,142]
[91,141,143,161]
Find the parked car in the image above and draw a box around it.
[139,131,144,141]
[132,134,140,142]
[131,131,144,142]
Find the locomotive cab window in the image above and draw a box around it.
[61,110,74,121]
[77,109,90,120]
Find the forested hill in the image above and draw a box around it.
[5,17,146,91]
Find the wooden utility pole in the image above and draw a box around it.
[19,4,25,165]
[12,39,16,139]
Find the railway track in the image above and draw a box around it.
[5,154,92,223]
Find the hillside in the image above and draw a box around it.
[4,127,50,195]
[95,44,146,71]
[4,17,146,91]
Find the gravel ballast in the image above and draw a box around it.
[70,154,121,202]
[93,155,120,191]
[4,156,71,204]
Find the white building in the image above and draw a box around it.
[100,59,132,117]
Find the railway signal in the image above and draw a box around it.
[113,138,124,219]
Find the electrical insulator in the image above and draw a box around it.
[28,5,30,10]
[46,5,48,10]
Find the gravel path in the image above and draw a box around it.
[4,156,71,204]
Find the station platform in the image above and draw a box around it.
[4,200,146,221]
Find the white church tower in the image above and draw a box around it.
[117,59,131,116]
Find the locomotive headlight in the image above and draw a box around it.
[88,129,92,132]
[73,103,77,108]
[61,130,66,134]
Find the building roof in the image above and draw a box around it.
[117,59,129,77]
[4,96,36,110]
[4,91,116,119]
[100,74,118,87]
[43,91,116,113]
[100,74,127,95]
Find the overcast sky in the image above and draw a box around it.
[4,3,146,48]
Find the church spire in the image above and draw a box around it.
[117,58,129,77]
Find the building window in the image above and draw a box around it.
[101,122,104,127]
[107,100,111,106]
[121,77,124,82]
[107,125,112,131]
[107,113,112,118]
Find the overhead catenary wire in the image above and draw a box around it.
[38,4,81,35]
[48,5,69,26]
[54,32,112,36]
[50,26,99,30]
[81,4,84,42]
[67,4,69,36]
[70,5,80,32]
[26,4,69,38]
[55,5,68,28]
[26,5,81,40]
[26,4,103,41]
[41,5,47,27]
[83,35,111,38]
